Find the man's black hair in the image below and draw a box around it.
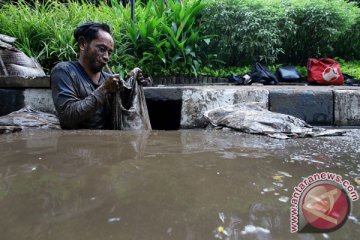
[73,22,112,45]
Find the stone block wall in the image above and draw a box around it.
[1,76,360,128]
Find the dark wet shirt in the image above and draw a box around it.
[50,61,112,129]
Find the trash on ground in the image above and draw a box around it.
[0,33,46,77]
[204,102,347,139]
[0,107,60,133]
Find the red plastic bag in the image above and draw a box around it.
[307,58,344,85]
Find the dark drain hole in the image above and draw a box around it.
[146,99,182,130]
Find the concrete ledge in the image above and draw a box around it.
[334,90,360,126]
[144,87,183,101]
[0,76,50,88]
[1,84,359,128]
[269,89,333,125]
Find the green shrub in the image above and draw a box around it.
[200,0,359,66]
[279,0,359,64]
[334,14,360,60]
[200,0,286,66]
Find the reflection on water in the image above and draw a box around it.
[0,129,359,240]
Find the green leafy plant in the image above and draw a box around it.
[0,0,211,76]
[123,0,210,76]
[334,12,360,61]
[0,0,133,72]
[0,0,359,79]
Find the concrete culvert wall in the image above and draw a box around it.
[1,77,360,128]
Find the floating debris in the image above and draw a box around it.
[219,212,225,223]
[278,196,289,203]
[307,159,325,164]
[322,233,330,239]
[273,175,284,181]
[277,171,292,178]
[273,182,284,187]
[214,212,242,239]
[20,164,39,173]
[107,217,121,223]
[354,177,360,186]
[241,225,270,235]
[348,214,359,224]
[263,188,275,192]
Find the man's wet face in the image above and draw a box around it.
[84,29,114,73]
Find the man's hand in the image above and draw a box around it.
[127,67,152,86]
[127,67,143,81]
[101,74,120,93]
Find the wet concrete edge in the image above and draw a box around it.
[0,77,360,127]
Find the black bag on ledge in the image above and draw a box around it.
[276,66,302,82]
[250,62,279,85]
[228,63,279,85]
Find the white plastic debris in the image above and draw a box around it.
[241,225,270,235]
[107,217,121,223]
[278,196,289,203]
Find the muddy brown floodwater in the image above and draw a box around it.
[0,129,359,240]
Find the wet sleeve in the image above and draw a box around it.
[50,67,108,129]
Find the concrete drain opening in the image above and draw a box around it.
[144,88,183,130]
[146,99,182,130]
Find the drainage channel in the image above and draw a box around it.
[144,88,183,130]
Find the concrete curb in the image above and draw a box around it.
[269,89,333,125]
[334,90,360,126]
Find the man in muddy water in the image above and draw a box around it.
[51,22,144,129]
